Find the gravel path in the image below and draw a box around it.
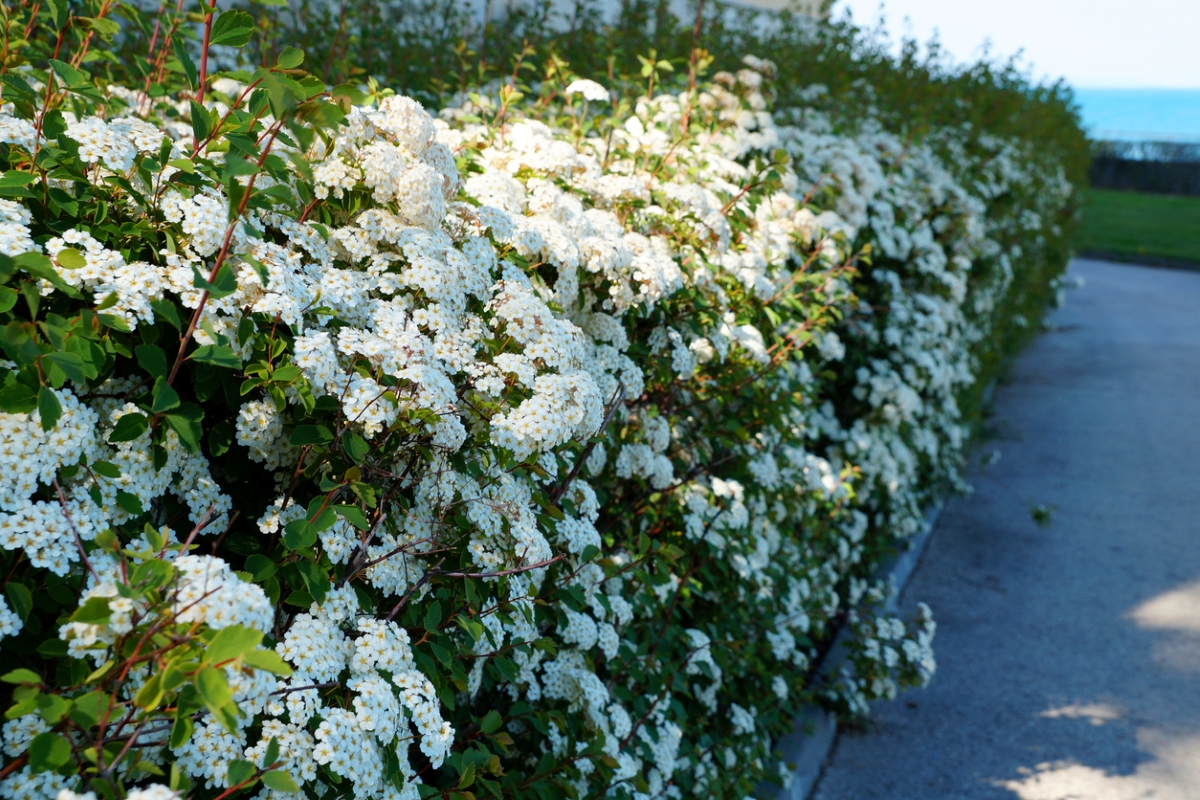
[810,259,1200,800]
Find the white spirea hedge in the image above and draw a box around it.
[0,34,1071,800]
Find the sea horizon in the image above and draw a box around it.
[1073,87,1200,142]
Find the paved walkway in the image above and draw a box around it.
[812,259,1200,800]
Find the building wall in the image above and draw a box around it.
[727,0,824,13]
[479,0,824,24]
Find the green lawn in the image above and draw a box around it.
[1078,188,1200,264]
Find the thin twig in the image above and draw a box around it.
[549,382,624,504]
[385,558,445,622]
[53,479,98,582]
[437,555,565,580]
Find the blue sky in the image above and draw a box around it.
[833,0,1200,89]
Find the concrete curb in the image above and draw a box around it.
[763,502,945,800]
[1075,249,1200,274]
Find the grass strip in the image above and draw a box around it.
[1078,188,1200,264]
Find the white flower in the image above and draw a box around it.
[564,79,610,102]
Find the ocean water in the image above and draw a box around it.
[1075,88,1200,142]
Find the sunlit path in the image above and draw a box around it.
[811,259,1200,800]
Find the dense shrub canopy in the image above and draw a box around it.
[0,2,1080,799]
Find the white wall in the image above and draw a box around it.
[476,0,823,25]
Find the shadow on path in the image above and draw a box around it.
[811,260,1200,800]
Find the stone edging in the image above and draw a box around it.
[764,502,945,800]
[1076,249,1200,273]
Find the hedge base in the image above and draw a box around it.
[763,503,945,800]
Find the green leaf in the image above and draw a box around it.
[0,380,37,414]
[0,172,38,197]
[458,762,475,789]
[191,344,241,369]
[115,490,145,516]
[109,412,149,443]
[63,337,104,379]
[423,600,442,633]
[173,38,198,91]
[282,518,316,550]
[45,351,91,384]
[204,625,264,666]
[290,424,334,446]
[54,247,86,270]
[270,365,301,383]
[479,710,503,734]
[170,711,194,749]
[13,252,77,296]
[48,59,103,100]
[1,668,42,685]
[311,506,337,532]
[6,696,39,720]
[0,74,36,108]
[142,523,165,551]
[36,386,61,431]
[343,430,369,464]
[332,83,367,105]
[276,47,305,70]
[35,694,69,725]
[244,554,276,580]
[68,691,107,727]
[0,287,17,313]
[262,736,280,769]
[45,0,69,29]
[164,403,204,454]
[36,639,68,658]
[226,758,257,788]
[28,732,71,774]
[208,419,233,456]
[70,596,112,624]
[241,648,293,676]
[334,505,370,531]
[261,770,300,792]
[258,71,308,117]
[91,460,122,479]
[3,583,32,622]
[75,16,120,41]
[131,558,173,589]
[151,378,181,413]
[136,344,169,379]
[209,10,256,47]
[191,263,238,299]
[189,100,212,144]
[195,666,234,717]
[493,656,519,683]
[295,560,329,604]
[134,672,164,710]
[150,299,182,331]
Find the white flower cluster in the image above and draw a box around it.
[0,199,37,257]
[240,587,453,796]
[0,594,20,640]
[0,388,101,575]
[56,554,271,664]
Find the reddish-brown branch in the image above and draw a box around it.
[165,119,287,390]
[194,1,215,112]
[437,555,565,580]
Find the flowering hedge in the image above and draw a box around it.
[0,4,1075,800]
